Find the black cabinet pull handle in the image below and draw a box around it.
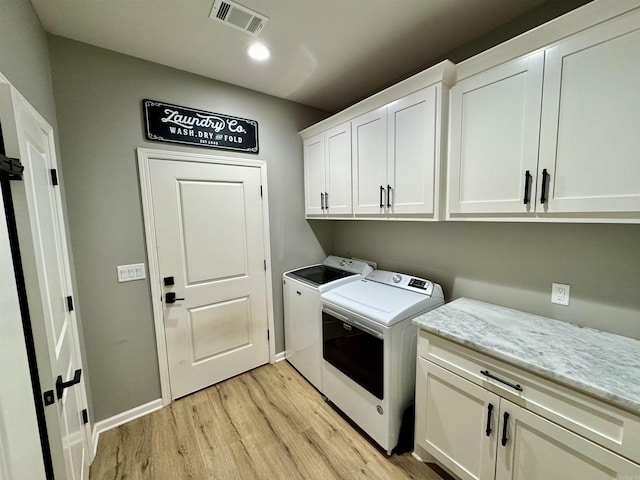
[540,168,549,204]
[523,170,531,205]
[501,412,510,446]
[320,192,325,210]
[480,370,523,392]
[325,192,329,209]
[379,185,385,209]
[486,403,494,437]
[56,369,82,399]
[387,185,392,208]
[165,292,185,304]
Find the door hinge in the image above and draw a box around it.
[82,409,89,425]
[66,295,74,312]
[50,169,59,186]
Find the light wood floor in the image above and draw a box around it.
[90,361,453,480]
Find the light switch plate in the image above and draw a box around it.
[117,263,146,282]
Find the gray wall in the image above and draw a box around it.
[0,0,56,125]
[332,221,640,340]
[47,35,331,422]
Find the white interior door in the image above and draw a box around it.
[0,185,47,480]
[8,85,90,479]
[148,157,270,400]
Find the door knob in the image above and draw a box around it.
[165,292,185,304]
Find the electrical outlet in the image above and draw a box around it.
[551,283,570,306]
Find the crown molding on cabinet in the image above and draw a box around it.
[299,60,455,139]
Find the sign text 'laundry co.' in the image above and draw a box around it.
[143,99,259,153]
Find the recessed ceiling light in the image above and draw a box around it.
[247,43,270,61]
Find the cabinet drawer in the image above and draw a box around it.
[418,330,640,463]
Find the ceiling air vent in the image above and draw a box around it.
[209,0,268,36]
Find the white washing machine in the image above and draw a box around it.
[283,256,373,392]
[321,270,444,453]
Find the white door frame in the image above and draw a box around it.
[137,148,276,405]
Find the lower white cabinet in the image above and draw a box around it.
[416,359,498,480]
[496,398,639,480]
[415,333,640,480]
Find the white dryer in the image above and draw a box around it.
[321,270,444,453]
[283,256,373,392]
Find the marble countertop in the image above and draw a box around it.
[413,297,640,415]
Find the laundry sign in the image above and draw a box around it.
[142,99,259,153]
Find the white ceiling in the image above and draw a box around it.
[31,0,556,112]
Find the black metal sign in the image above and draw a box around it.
[143,99,258,153]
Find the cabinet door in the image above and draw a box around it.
[496,399,640,480]
[304,133,326,216]
[448,52,544,216]
[415,359,499,480]
[388,86,439,216]
[352,107,387,215]
[538,9,640,216]
[325,122,352,215]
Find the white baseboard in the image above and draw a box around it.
[91,398,163,461]
[274,351,286,362]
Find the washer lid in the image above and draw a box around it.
[286,264,357,286]
[285,256,373,287]
[321,271,444,326]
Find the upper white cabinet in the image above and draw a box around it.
[538,8,640,217]
[388,87,441,217]
[352,86,444,218]
[352,106,387,215]
[448,6,640,222]
[304,122,352,217]
[303,132,325,216]
[301,61,454,221]
[448,53,543,216]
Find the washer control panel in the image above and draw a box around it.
[408,278,428,290]
[364,270,434,296]
[323,255,374,275]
